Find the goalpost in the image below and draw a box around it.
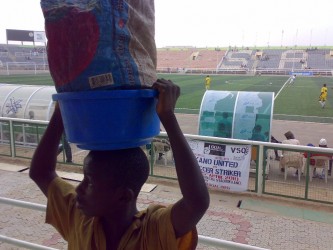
[5,62,49,75]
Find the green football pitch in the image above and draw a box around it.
[0,73,331,123]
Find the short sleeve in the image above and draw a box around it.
[145,204,198,250]
[45,177,77,240]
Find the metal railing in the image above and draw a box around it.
[0,197,268,250]
[2,117,333,248]
[2,117,333,198]
[2,117,333,201]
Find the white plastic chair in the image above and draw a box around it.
[280,151,304,182]
[309,155,330,183]
[152,139,171,166]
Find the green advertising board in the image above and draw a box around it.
[198,91,274,142]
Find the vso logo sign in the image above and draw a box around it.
[231,146,249,155]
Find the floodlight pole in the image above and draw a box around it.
[292,29,298,73]
[309,29,312,47]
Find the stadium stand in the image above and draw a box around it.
[279,50,306,69]
[218,48,333,75]
[156,48,226,73]
[1,43,333,76]
[188,49,225,69]
[0,44,48,72]
[307,49,333,69]
[221,49,252,69]
[256,49,284,69]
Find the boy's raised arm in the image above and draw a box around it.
[152,79,210,238]
[29,104,63,197]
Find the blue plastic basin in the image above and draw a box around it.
[52,89,160,150]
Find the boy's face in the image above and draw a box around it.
[75,155,120,217]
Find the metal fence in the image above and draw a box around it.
[0,118,333,204]
[1,117,333,204]
[2,117,333,249]
[0,197,268,250]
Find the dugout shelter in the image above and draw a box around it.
[0,83,56,120]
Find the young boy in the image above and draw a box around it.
[29,79,210,249]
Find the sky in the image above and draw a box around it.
[1,0,333,48]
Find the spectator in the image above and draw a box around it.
[57,132,73,163]
[270,135,281,161]
[249,124,265,142]
[214,112,232,138]
[279,131,301,172]
[305,138,332,178]
[28,111,35,120]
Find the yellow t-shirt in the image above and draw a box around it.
[46,177,197,250]
[321,86,328,98]
[205,77,211,86]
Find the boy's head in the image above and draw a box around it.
[75,147,149,216]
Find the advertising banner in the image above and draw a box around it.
[188,140,251,192]
[34,31,46,43]
[290,71,313,76]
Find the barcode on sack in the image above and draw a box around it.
[89,73,114,89]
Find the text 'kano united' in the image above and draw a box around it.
[197,157,238,168]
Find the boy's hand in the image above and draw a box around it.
[152,79,180,119]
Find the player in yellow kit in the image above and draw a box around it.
[204,75,211,90]
[319,83,328,108]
